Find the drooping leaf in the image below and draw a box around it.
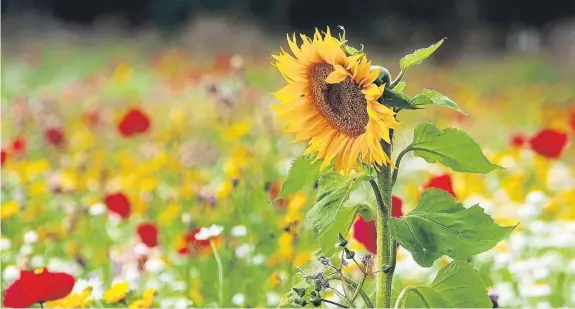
[411,89,467,115]
[306,172,362,254]
[410,122,501,173]
[400,39,445,72]
[382,87,419,110]
[275,155,321,201]
[400,261,492,308]
[390,189,515,267]
[317,204,370,256]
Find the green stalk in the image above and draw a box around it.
[210,240,224,306]
[375,130,396,308]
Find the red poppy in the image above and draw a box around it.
[137,222,158,248]
[424,174,456,198]
[117,108,150,137]
[570,111,575,133]
[104,192,131,219]
[1,149,7,166]
[353,196,403,254]
[529,129,568,159]
[185,228,211,251]
[3,268,75,308]
[10,137,26,156]
[45,127,65,147]
[510,133,526,148]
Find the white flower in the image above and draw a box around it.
[134,243,150,256]
[3,265,20,283]
[30,256,45,268]
[144,257,165,273]
[519,283,551,298]
[24,231,38,244]
[171,281,187,292]
[232,293,245,305]
[89,203,106,216]
[231,225,248,237]
[74,276,104,300]
[252,254,265,265]
[235,244,253,259]
[181,213,192,224]
[19,244,34,256]
[267,292,281,306]
[195,224,224,240]
[0,238,12,251]
[159,273,175,283]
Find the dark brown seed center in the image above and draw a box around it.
[308,63,369,137]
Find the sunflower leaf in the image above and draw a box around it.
[398,261,492,308]
[410,122,501,173]
[400,39,445,72]
[274,155,321,201]
[306,172,362,256]
[393,81,406,93]
[382,87,419,110]
[411,89,467,115]
[390,189,515,267]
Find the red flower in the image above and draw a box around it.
[424,174,456,198]
[1,149,7,166]
[185,228,211,251]
[10,137,26,156]
[83,110,100,128]
[137,223,158,248]
[353,196,403,254]
[529,129,568,159]
[117,108,150,137]
[510,134,526,148]
[570,111,575,133]
[45,127,65,147]
[3,268,75,308]
[104,192,131,219]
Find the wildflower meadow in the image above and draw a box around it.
[1,26,575,309]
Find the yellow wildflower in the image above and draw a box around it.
[159,202,181,225]
[114,62,133,84]
[294,252,311,266]
[45,289,92,308]
[1,201,19,220]
[215,180,234,201]
[25,159,51,180]
[28,180,48,197]
[102,281,129,303]
[129,288,155,308]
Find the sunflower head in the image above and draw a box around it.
[272,28,399,175]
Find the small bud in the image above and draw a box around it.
[344,247,355,259]
[313,274,330,291]
[310,291,318,297]
[337,233,348,247]
[371,65,392,87]
[361,253,373,266]
[294,299,307,307]
[318,256,332,267]
[293,287,306,298]
[311,298,322,307]
[382,264,392,273]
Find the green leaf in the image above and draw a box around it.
[393,81,406,93]
[390,189,515,267]
[400,39,445,72]
[306,172,362,255]
[275,155,321,201]
[317,204,370,256]
[400,261,492,308]
[279,273,314,308]
[411,89,467,115]
[410,122,501,173]
[382,87,419,110]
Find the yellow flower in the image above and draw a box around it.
[28,180,48,197]
[159,202,181,225]
[25,159,51,180]
[102,281,129,303]
[294,252,311,266]
[114,62,133,84]
[215,180,234,201]
[1,200,19,220]
[272,28,399,174]
[129,288,155,309]
[223,119,252,141]
[45,290,92,308]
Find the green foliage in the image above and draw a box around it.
[410,122,501,173]
[400,39,445,72]
[274,155,321,201]
[306,172,363,256]
[381,87,419,110]
[279,273,314,308]
[393,81,406,93]
[411,89,467,115]
[398,261,492,308]
[390,189,515,267]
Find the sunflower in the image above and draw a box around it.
[272,28,399,175]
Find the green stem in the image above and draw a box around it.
[322,299,349,308]
[391,145,413,188]
[328,275,374,308]
[393,287,410,309]
[210,240,224,306]
[389,71,405,89]
[350,273,367,304]
[375,130,396,308]
[394,287,428,309]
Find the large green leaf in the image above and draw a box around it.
[306,172,362,255]
[411,89,467,115]
[390,189,514,267]
[318,204,370,256]
[400,261,492,308]
[400,39,445,72]
[410,122,501,173]
[274,155,321,201]
[382,87,419,110]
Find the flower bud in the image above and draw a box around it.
[337,233,348,247]
[344,247,355,259]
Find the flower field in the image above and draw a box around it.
[1,33,575,308]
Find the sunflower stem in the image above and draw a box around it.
[375,130,396,308]
[389,71,405,89]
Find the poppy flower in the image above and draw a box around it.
[353,196,403,254]
[510,133,526,148]
[3,268,75,308]
[104,192,131,219]
[44,127,65,147]
[117,108,150,137]
[529,129,568,159]
[137,223,158,248]
[1,149,7,166]
[10,137,26,156]
[424,174,456,198]
[185,228,212,251]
